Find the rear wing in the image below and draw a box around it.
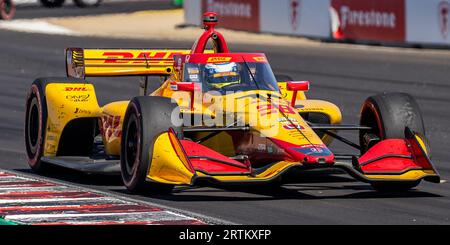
[66,48,193,78]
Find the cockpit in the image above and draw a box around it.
[181,57,280,94]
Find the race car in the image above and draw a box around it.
[25,12,440,194]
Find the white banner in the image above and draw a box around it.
[184,0,331,38]
[406,0,450,45]
[184,0,202,26]
[260,0,330,38]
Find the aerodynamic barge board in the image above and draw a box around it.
[0,171,205,225]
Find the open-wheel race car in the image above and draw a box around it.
[25,12,440,194]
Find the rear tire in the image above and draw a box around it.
[0,0,15,20]
[120,96,181,194]
[359,92,427,191]
[25,77,86,172]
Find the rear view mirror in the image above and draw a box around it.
[286,81,310,107]
[174,82,200,92]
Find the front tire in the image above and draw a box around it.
[121,96,181,194]
[359,92,427,191]
[25,77,87,172]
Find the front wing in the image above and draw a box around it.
[146,128,440,187]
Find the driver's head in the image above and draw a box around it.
[204,62,240,89]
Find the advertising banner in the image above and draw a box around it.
[406,0,450,45]
[201,0,260,32]
[331,0,406,42]
[260,0,331,38]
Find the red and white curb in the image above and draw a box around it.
[0,171,205,225]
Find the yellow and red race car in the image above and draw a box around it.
[25,12,440,194]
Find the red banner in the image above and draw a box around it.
[331,0,405,42]
[202,0,260,32]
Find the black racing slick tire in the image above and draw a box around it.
[40,0,65,8]
[121,96,182,194]
[25,77,86,172]
[359,92,427,191]
[0,0,15,20]
[73,0,102,8]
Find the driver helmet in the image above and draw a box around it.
[204,62,241,89]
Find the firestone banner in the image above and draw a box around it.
[331,0,406,42]
[202,0,260,32]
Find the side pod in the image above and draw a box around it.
[336,128,440,184]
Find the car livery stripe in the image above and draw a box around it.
[0,171,205,225]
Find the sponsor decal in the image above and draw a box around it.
[101,51,184,64]
[207,57,233,63]
[257,143,266,151]
[202,0,260,32]
[277,117,298,123]
[439,1,450,39]
[289,0,301,31]
[170,84,178,91]
[282,123,304,130]
[252,56,266,62]
[294,145,332,157]
[65,87,88,92]
[331,0,405,42]
[66,94,90,102]
[257,103,296,116]
[100,115,122,143]
[74,108,91,114]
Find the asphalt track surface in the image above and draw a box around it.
[1,10,450,226]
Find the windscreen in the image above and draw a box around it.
[183,62,280,94]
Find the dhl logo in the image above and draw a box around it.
[253,57,267,62]
[207,57,232,63]
[100,51,187,64]
[65,87,88,91]
[257,103,296,116]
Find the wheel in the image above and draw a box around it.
[25,77,86,172]
[40,0,65,8]
[121,96,181,194]
[73,0,102,8]
[359,92,428,191]
[0,0,15,20]
[360,92,428,153]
